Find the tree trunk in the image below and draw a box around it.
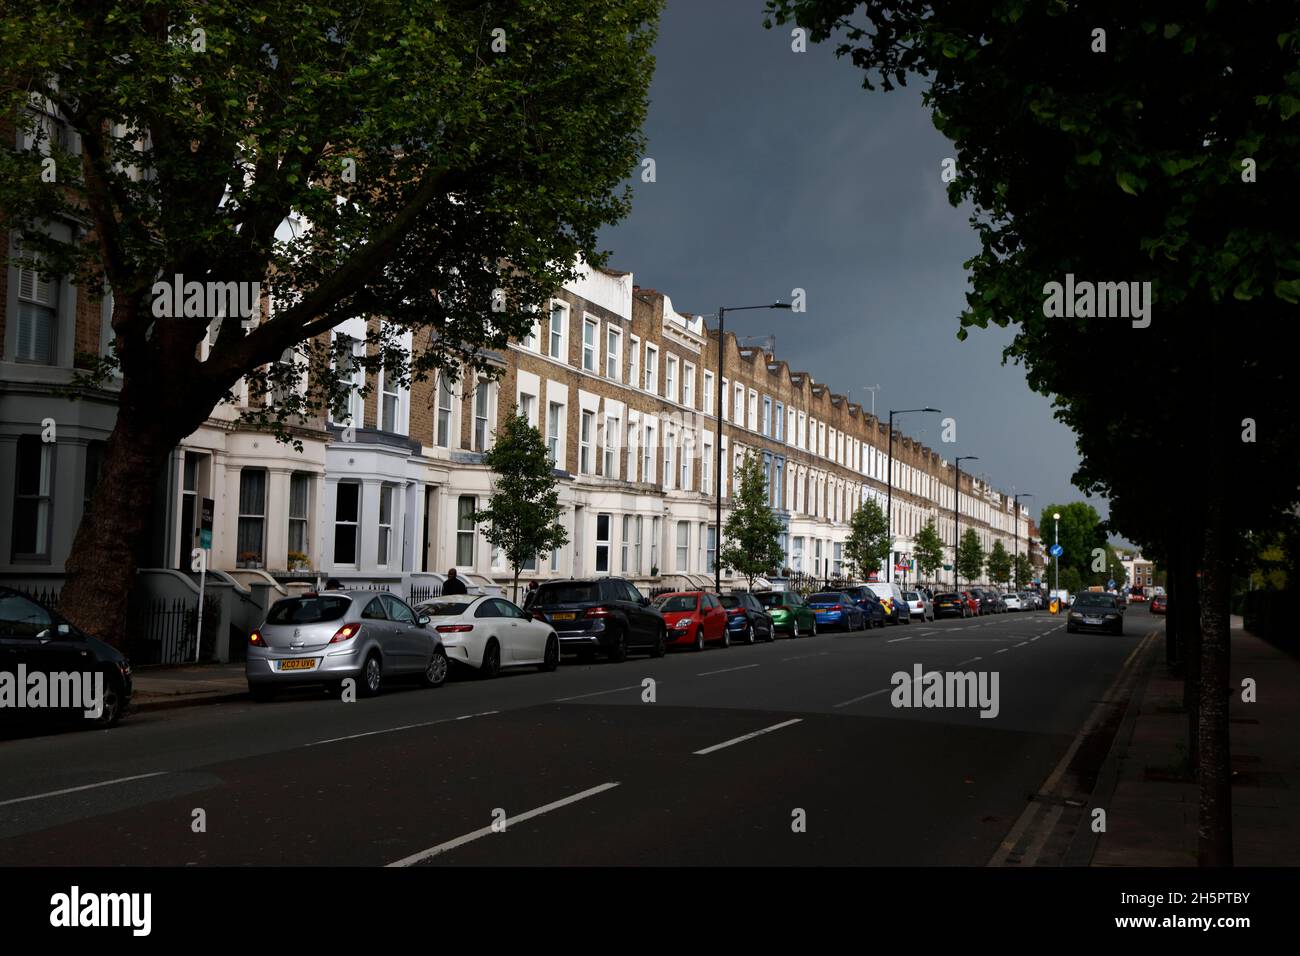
[59,405,185,648]
[1165,543,1179,668]
[1178,525,1202,760]
[512,567,519,605]
[1197,490,1233,866]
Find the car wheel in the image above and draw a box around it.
[481,640,501,679]
[539,635,560,672]
[249,683,277,703]
[790,618,801,639]
[607,629,628,663]
[359,653,383,697]
[720,627,731,648]
[693,628,705,652]
[745,623,756,645]
[649,627,667,659]
[766,622,778,642]
[809,617,818,637]
[89,671,125,726]
[423,647,449,687]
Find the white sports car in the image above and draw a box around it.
[416,594,559,677]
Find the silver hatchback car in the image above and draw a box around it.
[246,590,447,700]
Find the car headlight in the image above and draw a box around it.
[674,619,692,629]
[1105,614,1118,620]
[1069,612,1083,620]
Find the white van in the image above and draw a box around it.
[866,582,908,624]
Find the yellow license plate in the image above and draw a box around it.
[551,612,577,621]
[278,658,317,671]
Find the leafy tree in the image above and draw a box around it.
[765,0,1300,866]
[844,498,889,582]
[472,411,567,604]
[985,540,1011,586]
[956,528,984,588]
[0,0,661,647]
[1038,503,1110,582]
[1012,553,1033,590]
[912,517,945,584]
[719,451,785,591]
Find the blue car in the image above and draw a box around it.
[842,586,888,629]
[805,591,867,632]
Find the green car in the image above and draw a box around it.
[755,590,818,638]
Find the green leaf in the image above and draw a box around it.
[1116,170,1141,195]
[1076,149,1102,165]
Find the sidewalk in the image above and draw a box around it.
[129,662,248,712]
[1091,616,1300,865]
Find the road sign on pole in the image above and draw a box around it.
[1049,543,1063,558]
[1108,578,1116,589]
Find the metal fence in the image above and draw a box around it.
[407,582,444,606]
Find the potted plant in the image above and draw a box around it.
[287,551,311,572]
[237,550,263,569]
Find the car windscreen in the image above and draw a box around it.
[718,595,741,609]
[267,595,351,625]
[867,584,892,598]
[1074,593,1116,608]
[535,583,598,605]
[756,592,786,608]
[808,593,841,603]
[654,595,698,613]
[903,592,920,601]
[421,599,476,617]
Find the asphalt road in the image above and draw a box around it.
[0,606,1159,866]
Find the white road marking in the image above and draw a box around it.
[697,663,760,677]
[0,771,168,808]
[887,635,915,643]
[553,684,641,702]
[1014,641,1029,647]
[781,652,830,662]
[994,648,1009,654]
[832,686,893,708]
[694,718,803,755]
[387,782,621,866]
[955,656,983,666]
[307,710,499,746]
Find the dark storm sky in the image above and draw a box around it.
[597,0,1106,527]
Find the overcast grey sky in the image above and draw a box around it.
[598,0,1107,527]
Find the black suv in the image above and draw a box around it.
[531,577,666,661]
[720,592,776,644]
[0,586,132,727]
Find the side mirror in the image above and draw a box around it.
[638,597,651,607]
[417,615,431,627]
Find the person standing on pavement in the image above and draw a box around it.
[523,580,539,609]
[442,568,468,595]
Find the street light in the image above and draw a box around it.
[713,302,793,595]
[886,407,941,585]
[863,385,880,418]
[1053,511,1062,607]
[954,455,978,590]
[1013,492,1033,591]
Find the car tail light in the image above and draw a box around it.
[830,604,842,611]
[584,606,612,618]
[436,624,474,633]
[330,623,361,644]
[727,608,743,616]
[249,630,266,647]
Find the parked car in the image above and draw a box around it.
[416,594,559,676]
[902,590,934,621]
[970,588,998,615]
[1067,592,1126,635]
[959,590,982,615]
[842,586,888,628]
[1149,594,1168,615]
[1003,592,1022,611]
[720,592,777,644]
[805,592,867,632]
[652,591,729,651]
[247,590,446,700]
[532,577,665,661]
[866,582,909,624]
[754,590,818,638]
[932,592,969,619]
[0,586,132,727]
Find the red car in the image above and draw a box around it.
[1149,594,1168,615]
[960,591,982,616]
[652,591,729,651]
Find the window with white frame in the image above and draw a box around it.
[13,257,59,365]
[377,484,394,566]
[763,396,772,436]
[595,513,611,573]
[330,334,363,426]
[683,362,695,409]
[703,371,714,413]
[721,377,729,420]
[650,516,660,573]
[643,423,655,485]
[634,515,644,573]
[582,317,598,372]
[456,496,476,566]
[436,373,455,447]
[621,515,631,572]
[236,469,267,568]
[549,301,567,360]
[734,383,745,423]
[676,521,690,572]
[580,410,594,474]
[288,473,310,559]
[547,401,563,467]
[380,368,402,433]
[644,344,659,393]
[629,335,640,389]
[702,439,713,495]
[11,435,52,558]
[333,483,360,565]
[606,326,622,382]
[775,402,784,441]
[518,392,536,428]
[522,310,540,351]
[473,379,492,450]
[680,437,692,491]
[748,389,758,430]
[604,415,620,477]
[663,434,675,490]
[665,354,678,403]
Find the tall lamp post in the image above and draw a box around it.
[886,407,941,584]
[1053,511,1062,606]
[713,302,792,594]
[953,455,978,590]
[1013,492,1033,591]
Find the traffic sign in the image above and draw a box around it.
[1108,578,1116,589]
[199,497,215,550]
[1049,543,1063,558]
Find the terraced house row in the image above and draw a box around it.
[3,240,1035,616]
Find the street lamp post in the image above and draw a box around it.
[886,407,941,585]
[1013,492,1033,591]
[713,302,792,595]
[954,455,978,591]
[1053,511,1061,606]
[863,385,879,418]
